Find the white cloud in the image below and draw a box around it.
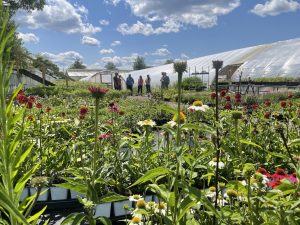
[117,20,180,35]
[251,0,300,17]
[111,40,121,46]
[17,32,39,44]
[99,19,110,26]
[100,48,115,54]
[40,51,83,68]
[101,53,138,68]
[104,0,121,6]
[111,0,240,35]
[152,48,170,56]
[181,53,189,59]
[14,0,101,34]
[81,36,100,46]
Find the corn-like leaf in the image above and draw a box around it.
[27,206,47,223]
[129,167,170,187]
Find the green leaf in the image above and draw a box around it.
[61,213,85,225]
[97,217,112,225]
[240,139,262,149]
[288,139,300,147]
[129,167,170,187]
[98,192,127,203]
[0,190,29,224]
[178,196,197,221]
[160,105,177,114]
[27,206,47,223]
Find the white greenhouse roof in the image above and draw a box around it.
[123,38,300,86]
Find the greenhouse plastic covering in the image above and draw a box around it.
[123,38,300,87]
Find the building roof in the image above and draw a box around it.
[122,38,300,86]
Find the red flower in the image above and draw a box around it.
[88,86,109,98]
[264,112,271,119]
[252,104,259,110]
[28,96,36,103]
[280,101,287,108]
[220,90,226,97]
[108,102,120,113]
[264,100,271,107]
[80,106,88,115]
[225,103,232,110]
[235,92,241,99]
[288,93,294,98]
[268,180,282,189]
[36,102,42,109]
[26,101,33,109]
[98,133,111,140]
[210,92,217,99]
[275,168,286,175]
[257,167,269,176]
[16,94,28,104]
[225,96,231,101]
[46,107,51,113]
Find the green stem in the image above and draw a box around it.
[92,98,100,189]
[247,177,253,224]
[279,131,297,168]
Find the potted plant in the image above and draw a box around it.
[29,176,49,201]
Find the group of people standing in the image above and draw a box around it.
[113,71,170,96]
[125,74,151,96]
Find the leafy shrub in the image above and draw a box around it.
[181,77,203,90]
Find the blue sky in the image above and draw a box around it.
[15,0,300,70]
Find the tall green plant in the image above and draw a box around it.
[0,1,46,224]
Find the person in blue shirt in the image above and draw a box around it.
[126,74,134,95]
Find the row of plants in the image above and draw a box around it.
[1,3,299,224]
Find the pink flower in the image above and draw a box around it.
[225,96,231,101]
[99,133,111,140]
[80,106,88,115]
[108,102,120,113]
[220,90,226,97]
[225,103,232,110]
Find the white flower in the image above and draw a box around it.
[241,180,247,186]
[129,195,143,202]
[188,105,209,112]
[154,202,167,216]
[166,120,177,127]
[208,161,225,169]
[137,119,156,127]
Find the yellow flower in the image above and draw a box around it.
[131,217,141,224]
[193,100,203,106]
[172,112,186,123]
[136,199,146,209]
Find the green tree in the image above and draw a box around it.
[133,56,146,70]
[5,0,45,15]
[164,59,174,65]
[105,62,117,70]
[33,55,60,75]
[69,58,86,69]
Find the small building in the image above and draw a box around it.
[66,69,132,88]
